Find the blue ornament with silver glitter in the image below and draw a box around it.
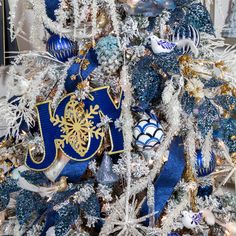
[184,3,215,35]
[215,118,236,153]
[169,24,200,54]
[80,193,100,218]
[132,56,164,109]
[133,114,164,150]
[197,185,213,199]
[55,203,80,236]
[0,178,20,212]
[46,34,77,62]
[195,150,216,177]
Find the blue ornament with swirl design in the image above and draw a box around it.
[46,34,77,62]
[133,114,164,150]
[195,150,216,177]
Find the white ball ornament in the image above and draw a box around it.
[133,114,164,150]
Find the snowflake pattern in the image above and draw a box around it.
[51,98,104,157]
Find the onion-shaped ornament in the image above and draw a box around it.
[46,34,77,62]
[195,150,216,177]
[133,114,164,150]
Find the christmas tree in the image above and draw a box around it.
[0,0,236,235]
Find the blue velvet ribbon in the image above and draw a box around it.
[140,136,185,224]
[55,159,91,183]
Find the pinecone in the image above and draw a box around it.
[95,35,122,75]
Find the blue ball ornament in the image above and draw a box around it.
[133,115,164,150]
[46,34,77,62]
[195,150,216,177]
[197,185,213,199]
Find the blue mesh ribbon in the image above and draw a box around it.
[140,136,185,224]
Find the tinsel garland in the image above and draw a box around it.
[120,63,134,224]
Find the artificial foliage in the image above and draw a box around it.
[0,0,236,235]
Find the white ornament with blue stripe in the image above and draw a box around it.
[133,115,164,150]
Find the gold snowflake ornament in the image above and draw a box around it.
[51,98,104,157]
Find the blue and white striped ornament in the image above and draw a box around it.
[133,115,164,150]
[46,34,77,62]
[195,150,216,177]
[170,24,200,54]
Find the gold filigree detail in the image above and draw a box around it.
[70,74,77,81]
[81,59,90,70]
[76,80,90,90]
[50,99,104,157]
[220,84,231,95]
[75,58,82,64]
[0,169,5,183]
[79,49,86,56]
[74,57,90,70]
[184,155,198,212]
[178,55,228,79]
